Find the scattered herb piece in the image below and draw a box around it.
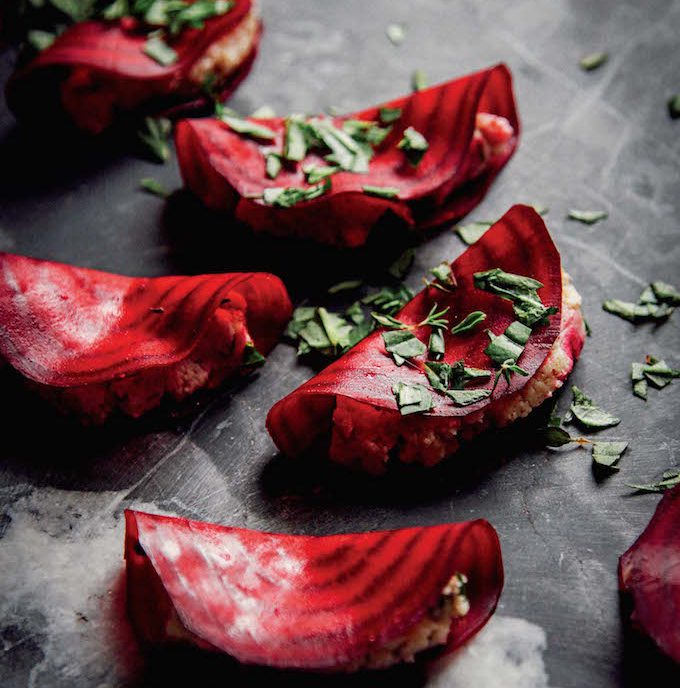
[27,29,56,51]
[424,361,490,394]
[392,382,433,415]
[221,114,276,141]
[382,330,427,363]
[484,321,530,366]
[398,126,429,166]
[242,343,266,367]
[542,426,575,448]
[450,311,486,336]
[388,248,415,280]
[261,179,330,208]
[139,177,169,197]
[379,107,402,124]
[304,164,340,184]
[668,95,680,120]
[411,69,428,92]
[385,23,406,46]
[602,295,673,324]
[428,329,446,360]
[328,280,363,294]
[283,115,309,161]
[454,220,493,245]
[570,386,620,429]
[567,209,608,225]
[143,32,178,66]
[579,51,608,71]
[265,153,282,180]
[429,262,456,287]
[491,359,529,392]
[474,268,558,327]
[363,185,400,199]
[446,388,491,406]
[631,362,648,400]
[651,281,680,305]
[137,117,172,163]
[591,441,628,469]
[628,469,680,493]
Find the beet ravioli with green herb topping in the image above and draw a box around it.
[0,253,291,423]
[176,64,519,248]
[125,510,503,670]
[267,205,586,473]
[6,0,260,134]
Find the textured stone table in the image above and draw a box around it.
[1,1,679,686]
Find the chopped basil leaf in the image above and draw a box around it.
[345,301,365,324]
[363,185,400,199]
[283,115,309,161]
[372,312,407,329]
[328,280,363,294]
[392,382,433,415]
[27,29,56,51]
[139,177,169,197]
[342,120,390,146]
[144,33,178,66]
[102,0,129,21]
[411,69,428,92]
[265,153,282,180]
[388,248,415,280]
[450,311,486,335]
[250,104,276,118]
[428,262,454,286]
[304,164,340,184]
[631,362,648,400]
[668,95,680,120]
[382,330,427,362]
[579,51,608,71]
[485,330,524,366]
[628,469,680,493]
[242,343,266,367]
[651,281,680,305]
[542,426,575,447]
[570,386,620,429]
[363,284,414,314]
[446,388,491,406]
[567,209,608,225]
[424,361,491,396]
[385,23,406,46]
[428,329,446,360]
[379,107,402,124]
[602,298,673,323]
[221,115,276,141]
[455,220,493,245]
[398,126,429,166]
[137,116,172,163]
[261,179,330,208]
[591,441,627,469]
[474,268,558,327]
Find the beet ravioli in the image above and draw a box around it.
[125,510,503,670]
[6,0,260,134]
[176,64,519,248]
[267,205,586,473]
[619,485,680,664]
[0,253,291,423]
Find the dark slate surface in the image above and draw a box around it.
[1,1,679,686]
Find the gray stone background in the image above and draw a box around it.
[1,1,679,686]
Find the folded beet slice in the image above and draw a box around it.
[175,64,519,248]
[125,509,503,670]
[0,252,291,387]
[267,205,586,471]
[6,0,259,133]
[619,486,680,663]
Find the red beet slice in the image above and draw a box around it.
[267,205,573,461]
[175,64,519,248]
[619,486,680,663]
[125,510,503,669]
[6,0,259,133]
[0,252,291,387]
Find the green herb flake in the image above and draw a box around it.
[102,0,129,21]
[602,298,673,324]
[411,69,428,92]
[221,114,276,141]
[474,268,558,327]
[261,179,330,208]
[567,209,608,225]
[328,280,363,294]
[382,330,427,362]
[454,220,493,245]
[591,441,627,469]
[668,95,680,120]
[446,388,491,406]
[570,386,620,429]
[362,185,400,199]
[137,116,172,163]
[484,330,524,367]
[265,153,282,180]
[143,33,178,66]
[392,381,433,415]
[304,164,340,184]
[398,126,429,166]
[428,329,446,360]
[385,23,406,46]
[372,312,407,330]
[451,311,486,336]
[388,248,415,280]
[631,362,648,400]
[139,177,169,197]
[283,115,309,161]
[651,281,680,306]
[424,361,490,394]
[542,426,575,448]
[628,469,680,493]
[379,107,402,124]
[27,29,56,51]
[579,51,608,71]
[491,359,529,392]
[242,343,266,367]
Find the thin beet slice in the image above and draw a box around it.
[267,205,575,462]
[619,486,680,663]
[175,64,519,248]
[0,252,291,387]
[6,0,259,133]
[125,510,503,670]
